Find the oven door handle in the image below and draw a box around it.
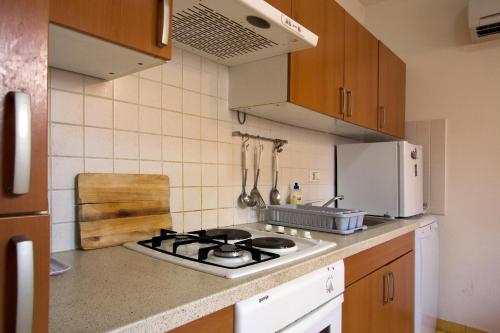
[279,294,344,333]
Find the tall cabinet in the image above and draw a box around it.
[0,0,50,332]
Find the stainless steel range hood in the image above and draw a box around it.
[172,0,318,66]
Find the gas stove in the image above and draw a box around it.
[123,225,336,278]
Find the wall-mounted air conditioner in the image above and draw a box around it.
[469,0,500,42]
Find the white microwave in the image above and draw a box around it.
[336,141,423,218]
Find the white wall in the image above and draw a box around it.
[48,47,350,252]
[365,1,500,331]
[335,0,366,23]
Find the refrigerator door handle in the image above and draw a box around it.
[12,236,34,333]
[12,92,32,195]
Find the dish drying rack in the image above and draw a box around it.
[268,204,367,235]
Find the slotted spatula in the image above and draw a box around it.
[250,142,266,208]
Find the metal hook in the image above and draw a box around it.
[242,134,250,145]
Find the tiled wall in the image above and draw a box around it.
[405,119,447,215]
[48,47,349,252]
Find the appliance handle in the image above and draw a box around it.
[156,0,170,47]
[12,236,34,333]
[279,295,343,333]
[13,92,32,195]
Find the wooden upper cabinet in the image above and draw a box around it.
[289,0,345,119]
[0,0,48,214]
[344,13,379,130]
[378,42,406,138]
[49,0,172,60]
[265,0,292,16]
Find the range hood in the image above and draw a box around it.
[229,55,396,141]
[172,0,318,66]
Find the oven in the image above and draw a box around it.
[235,260,344,333]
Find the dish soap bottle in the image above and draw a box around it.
[289,182,303,204]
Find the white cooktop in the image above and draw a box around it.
[123,225,336,279]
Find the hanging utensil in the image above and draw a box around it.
[238,139,256,208]
[270,149,281,205]
[250,141,266,208]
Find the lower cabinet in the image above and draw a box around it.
[343,233,415,333]
[168,305,234,333]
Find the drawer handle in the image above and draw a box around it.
[383,272,389,304]
[339,87,346,115]
[388,271,395,301]
[156,0,170,48]
[346,91,353,117]
[379,106,386,129]
[12,236,34,333]
[12,92,32,195]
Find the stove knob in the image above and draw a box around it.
[303,231,312,239]
[290,229,298,236]
[277,226,285,233]
[265,224,273,232]
[326,277,335,293]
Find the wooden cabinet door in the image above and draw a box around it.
[342,264,387,333]
[265,0,292,16]
[49,0,172,60]
[289,0,345,119]
[0,0,48,215]
[343,251,415,333]
[378,42,406,138]
[344,14,379,130]
[168,306,234,333]
[385,251,414,333]
[0,215,50,333]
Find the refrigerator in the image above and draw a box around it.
[1,0,50,332]
[336,141,423,217]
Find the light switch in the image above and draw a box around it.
[310,170,321,182]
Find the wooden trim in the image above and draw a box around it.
[167,306,234,333]
[344,232,414,287]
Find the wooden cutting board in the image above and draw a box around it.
[76,173,172,250]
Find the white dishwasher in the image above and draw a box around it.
[415,221,439,333]
[235,260,344,333]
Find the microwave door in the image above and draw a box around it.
[337,142,399,217]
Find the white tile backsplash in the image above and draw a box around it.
[48,47,344,252]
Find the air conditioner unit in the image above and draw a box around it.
[469,0,500,42]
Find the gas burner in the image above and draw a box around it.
[213,244,244,258]
[251,237,298,255]
[205,228,252,242]
[252,237,296,249]
[174,234,190,242]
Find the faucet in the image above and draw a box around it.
[303,195,344,207]
[321,195,344,207]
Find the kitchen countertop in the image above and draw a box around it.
[50,215,437,333]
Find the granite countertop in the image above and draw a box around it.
[50,215,437,333]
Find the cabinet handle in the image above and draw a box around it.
[346,91,353,117]
[12,92,32,195]
[388,272,395,302]
[379,106,386,129]
[156,0,170,48]
[12,236,34,333]
[383,272,389,304]
[339,87,346,115]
